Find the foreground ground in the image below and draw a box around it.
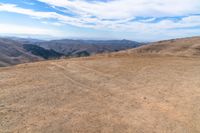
[0,54,200,133]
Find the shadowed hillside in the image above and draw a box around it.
[37,39,142,56]
[23,44,63,59]
[0,37,142,67]
[0,38,43,67]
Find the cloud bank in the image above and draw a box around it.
[0,0,200,40]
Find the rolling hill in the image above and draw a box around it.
[0,37,200,132]
[36,39,141,56]
[0,37,142,67]
[124,36,200,57]
[0,38,43,67]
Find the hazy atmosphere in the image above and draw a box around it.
[0,0,200,41]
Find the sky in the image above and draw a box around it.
[0,0,200,41]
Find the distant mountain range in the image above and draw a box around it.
[36,39,141,56]
[0,37,143,67]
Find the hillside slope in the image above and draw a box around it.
[0,38,142,66]
[37,39,141,56]
[123,36,200,57]
[1,37,200,133]
[0,38,43,67]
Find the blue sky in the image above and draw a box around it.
[0,0,200,41]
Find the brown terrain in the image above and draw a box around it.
[0,38,43,67]
[124,36,200,57]
[0,38,141,67]
[1,37,200,133]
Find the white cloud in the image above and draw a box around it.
[33,0,200,31]
[0,1,200,40]
[37,0,200,19]
[0,3,103,28]
[0,23,63,36]
[0,0,200,30]
[41,21,64,26]
[0,4,74,21]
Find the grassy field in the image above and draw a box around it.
[1,54,200,133]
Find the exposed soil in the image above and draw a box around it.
[1,54,200,133]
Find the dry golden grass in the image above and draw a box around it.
[1,37,200,132]
[123,36,200,57]
[1,53,200,133]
